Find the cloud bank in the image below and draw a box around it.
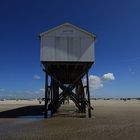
[83,73,115,91]
[0,73,115,99]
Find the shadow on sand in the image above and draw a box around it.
[0,105,44,118]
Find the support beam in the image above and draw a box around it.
[80,80,86,113]
[43,65,92,118]
[44,72,48,118]
[76,80,86,113]
[86,72,91,118]
[50,78,53,117]
[50,70,89,114]
[52,79,59,113]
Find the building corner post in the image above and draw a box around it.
[44,72,48,118]
[86,72,91,118]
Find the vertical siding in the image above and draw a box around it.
[40,25,94,62]
[55,37,68,61]
[41,36,55,61]
[80,37,94,61]
[67,37,81,61]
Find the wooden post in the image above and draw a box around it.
[44,72,48,118]
[80,80,86,113]
[86,72,91,118]
[50,78,53,117]
[77,80,86,113]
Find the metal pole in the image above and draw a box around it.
[44,72,48,118]
[86,72,91,118]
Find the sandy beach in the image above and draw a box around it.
[0,100,140,140]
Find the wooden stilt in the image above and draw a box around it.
[76,80,86,113]
[50,78,53,117]
[52,80,59,113]
[86,72,91,118]
[44,73,48,118]
[43,66,92,118]
[80,80,86,113]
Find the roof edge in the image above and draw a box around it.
[39,22,96,39]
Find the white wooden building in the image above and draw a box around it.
[39,23,96,62]
[40,23,96,118]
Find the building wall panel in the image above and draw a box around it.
[40,25,95,62]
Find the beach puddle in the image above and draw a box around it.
[16,115,44,124]
[18,115,44,119]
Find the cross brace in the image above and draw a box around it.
[44,69,92,118]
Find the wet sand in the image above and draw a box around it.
[0,100,140,140]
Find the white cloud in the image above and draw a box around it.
[83,75,103,91]
[40,89,45,92]
[34,74,41,80]
[83,73,115,91]
[102,73,115,80]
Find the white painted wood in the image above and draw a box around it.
[40,23,96,62]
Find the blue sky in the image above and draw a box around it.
[0,0,140,98]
